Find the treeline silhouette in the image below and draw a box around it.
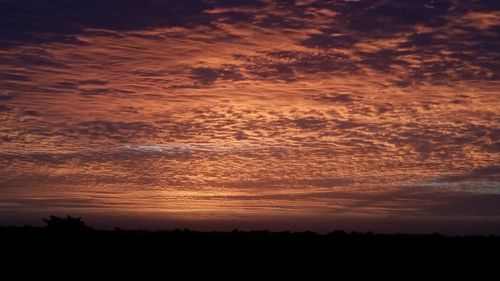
[1,216,499,265]
[1,216,496,275]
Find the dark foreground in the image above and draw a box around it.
[2,217,499,253]
[1,217,499,271]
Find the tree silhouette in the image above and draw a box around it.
[42,215,91,232]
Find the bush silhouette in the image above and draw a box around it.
[42,215,91,232]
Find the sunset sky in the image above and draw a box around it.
[0,0,499,234]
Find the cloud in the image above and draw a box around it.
[435,166,500,183]
[294,117,327,130]
[341,0,452,33]
[0,104,10,112]
[22,110,40,116]
[452,11,500,30]
[56,121,157,142]
[300,34,357,49]
[311,93,358,103]
[191,66,244,85]
[344,188,500,217]
[0,197,103,210]
[0,73,28,81]
[0,0,499,231]
[0,0,208,47]
[0,92,17,101]
[234,130,248,140]
[191,67,219,85]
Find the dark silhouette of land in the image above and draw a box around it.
[2,216,499,259]
[1,216,496,275]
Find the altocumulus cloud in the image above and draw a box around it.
[0,0,499,233]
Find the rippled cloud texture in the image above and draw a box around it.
[0,0,499,233]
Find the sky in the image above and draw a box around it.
[0,0,499,234]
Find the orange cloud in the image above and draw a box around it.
[0,0,499,233]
